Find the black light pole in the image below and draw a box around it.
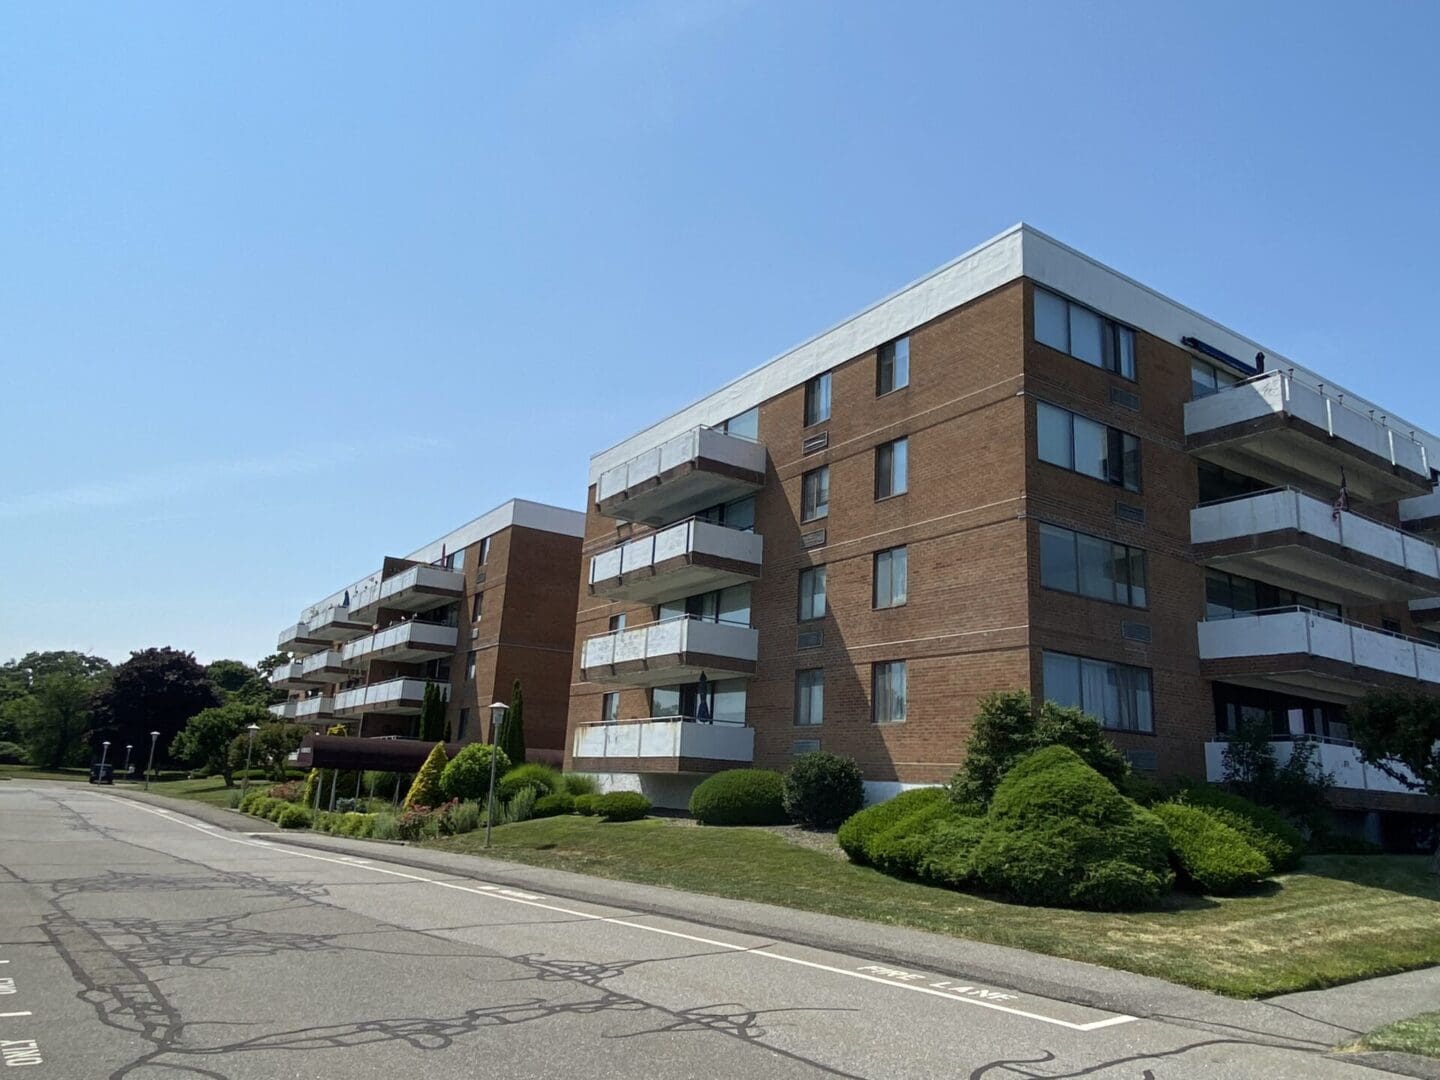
[483,701,509,850]
[144,731,160,791]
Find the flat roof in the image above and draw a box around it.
[588,223,1439,484]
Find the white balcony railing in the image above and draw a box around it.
[1192,489,1440,579]
[268,701,299,720]
[1184,370,1429,477]
[589,518,764,584]
[334,678,449,713]
[1402,490,1440,529]
[295,697,335,720]
[1204,737,1423,796]
[581,615,759,671]
[1198,607,1440,686]
[268,661,306,686]
[596,426,766,503]
[341,621,458,662]
[300,649,352,678]
[375,564,466,605]
[572,718,755,764]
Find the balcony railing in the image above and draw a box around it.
[589,518,764,603]
[571,717,754,770]
[1402,490,1440,538]
[347,564,466,620]
[1192,488,1440,601]
[300,649,355,681]
[268,701,299,720]
[268,661,308,688]
[334,678,449,715]
[1184,370,1432,502]
[1204,736,1423,796]
[277,622,327,655]
[341,621,458,663]
[1198,606,1440,696]
[301,605,369,641]
[580,615,759,685]
[595,426,767,524]
[295,696,335,721]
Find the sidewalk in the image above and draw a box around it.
[105,783,1440,1070]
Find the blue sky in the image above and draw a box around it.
[3,1,1438,666]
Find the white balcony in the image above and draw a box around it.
[1401,490,1440,539]
[294,696,335,722]
[334,678,449,716]
[1185,371,1432,503]
[580,615,759,686]
[268,700,299,720]
[350,565,465,620]
[277,622,328,656]
[595,426,767,525]
[1204,738,1423,797]
[341,621,458,664]
[302,605,369,642]
[268,661,310,690]
[1198,607,1440,701]
[571,718,754,773]
[1192,489,1440,603]
[589,519,764,604]
[1411,596,1440,628]
[299,649,356,683]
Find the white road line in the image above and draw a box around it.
[91,793,1135,1033]
[0,1012,31,1019]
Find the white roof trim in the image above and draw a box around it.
[588,223,1440,483]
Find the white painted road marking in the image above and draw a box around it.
[0,1014,31,1020]
[92,793,1136,1033]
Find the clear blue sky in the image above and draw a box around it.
[3,1,1438,667]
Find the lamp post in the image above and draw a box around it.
[240,723,261,802]
[144,731,160,791]
[483,701,508,850]
[100,740,111,768]
[122,744,134,780]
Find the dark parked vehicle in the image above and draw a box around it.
[89,763,114,785]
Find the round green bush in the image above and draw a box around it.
[916,816,988,888]
[1154,802,1270,895]
[595,791,650,822]
[972,746,1173,910]
[497,762,563,802]
[439,744,511,803]
[866,798,980,878]
[783,751,865,828]
[837,788,947,864]
[532,793,575,818]
[1176,785,1304,872]
[277,804,312,830]
[689,769,787,826]
[573,794,599,816]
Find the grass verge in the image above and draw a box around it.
[1346,1010,1440,1058]
[428,815,1440,998]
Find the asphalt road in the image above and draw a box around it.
[0,782,1405,1079]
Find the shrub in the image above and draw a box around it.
[277,804,312,830]
[837,788,947,864]
[371,812,401,841]
[312,811,336,834]
[504,786,538,824]
[972,746,1172,910]
[1154,802,1271,894]
[1176,784,1305,872]
[0,741,26,764]
[562,773,600,797]
[339,812,374,838]
[302,768,321,807]
[1119,772,1170,807]
[239,789,265,813]
[395,806,432,841]
[265,799,289,822]
[226,790,243,809]
[439,800,481,835]
[949,691,1129,806]
[916,816,988,888]
[573,794,599,816]
[497,762,564,803]
[867,798,977,878]
[438,743,509,803]
[783,752,865,828]
[405,744,450,809]
[595,792,650,822]
[533,793,575,818]
[689,769,787,826]
[267,780,303,803]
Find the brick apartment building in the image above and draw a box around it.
[564,224,1440,842]
[269,499,585,760]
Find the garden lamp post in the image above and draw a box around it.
[123,744,134,780]
[240,723,260,802]
[144,731,160,791]
[100,740,111,769]
[483,701,509,850]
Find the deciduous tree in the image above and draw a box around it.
[90,648,223,765]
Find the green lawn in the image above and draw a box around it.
[1349,1010,1440,1058]
[0,764,279,808]
[428,816,1440,998]
[0,765,91,782]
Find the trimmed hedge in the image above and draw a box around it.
[837,788,948,865]
[689,769,787,826]
[533,792,575,818]
[972,746,1173,910]
[277,804,312,830]
[783,751,865,828]
[497,763,564,803]
[916,817,988,888]
[1154,802,1270,894]
[866,798,975,878]
[595,792,650,822]
[1177,785,1304,872]
[573,794,599,816]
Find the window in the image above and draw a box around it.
[608,612,627,632]
[1204,569,1341,620]
[478,536,492,565]
[1034,288,1136,379]
[795,669,824,726]
[471,593,484,621]
[1038,524,1147,607]
[877,336,910,394]
[699,495,755,532]
[658,584,751,627]
[601,692,619,724]
[1042,651,1153,733]
[1036,401,1141,491]
[801,466,830,522]
[804,372,832,426]
[457,707,470,740]
[721,407,759,440]
[873,546,908,609]
[872,661,907,723]
[1190,359,1241,400]
[445,548,465,571]
[875,437,908,499]
[798,565,827,621]
[465,650,476,680]
[652,678,746,722]
[1197,461,1269,504]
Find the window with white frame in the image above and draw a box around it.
[801,466,830,522]
[804,372,832,426]
[601,692,619,724]
[1190,359,1241,400]
[877,336,910,395]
